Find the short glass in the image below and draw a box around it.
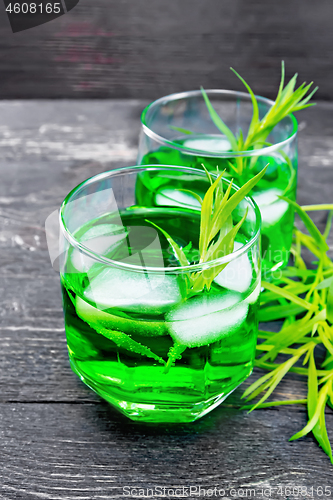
[59,165,261,423]
[137,90,298,277]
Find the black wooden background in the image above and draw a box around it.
[0,0,332,100]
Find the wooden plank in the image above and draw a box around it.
[0,0,332,99]
[1,403,333,499]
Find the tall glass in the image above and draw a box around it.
[58,165,261,423]
[137,90,297,277]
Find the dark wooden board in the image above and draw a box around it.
[1,403,333,499]
[0,0,332,100]
[0,100,333,498]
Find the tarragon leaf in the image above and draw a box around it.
[278,197,329,253]
[327,278,333,324]
[230,67,259,148]
[200,87,238,150]
[146,219,189,267]
[193,210,247,291]
[169,125,194,135]
[290,382,330,441]
[209,181,233,242]
[241,399,307,410]
[324,211,333,240]
[246,353,303,411]
[212,165,268,231]
[199,172,224,258]
[305,351,333,462]
[92,323,165,364]
[316,276,333,291]
[178,188,203,206]
[164,343,187,374]
[261,280,314,311]
[302,204,333,212]
[258,304,307,322]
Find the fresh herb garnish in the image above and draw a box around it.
[202,62,317,153]
[243,203,333,463]
[176,63,317,179]
[148,165,267,293]
[148,165,267,372]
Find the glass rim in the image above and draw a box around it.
[141,89,298,158]
[60,165,261,274]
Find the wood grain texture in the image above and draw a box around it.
[0,100,333,498]
[0,0,332,100]
[1,403,333,499]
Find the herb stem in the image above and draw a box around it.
[241,399,307,410]
[302,204,333,211]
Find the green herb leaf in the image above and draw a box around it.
[246,352,304,411]
[289,382,330,441]
[199,172,224,258]
[164,343,187,374]
[93,324,165,364]
[261,280,314,311]
[327,278,333,324]
[324,211,333,240]
[302,204,333,212]
[316,276,333,290]
[305,351,333,462]
[200,87,238,150]
[278,197,329,253]
[258,304,307,322]
[308,350,318,418]
[178,189,203,206]
[211,165,268,232]
[196,209,248,291]
[241,399,307,410]
[146,219,189,267]
[230,67,259,149]
[169,125,194,135]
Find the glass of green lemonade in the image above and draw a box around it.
[137,90,297,278]
[58,165,261,423]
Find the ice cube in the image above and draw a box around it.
[213,241,252,293]
[155,188,201,209]
[71,224,128,272]
[252,188,289,227]
[84,267,184,315]
[79,224,125,244]
[166,291,249,347]
[183,137,231,153]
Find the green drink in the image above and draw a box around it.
[138,89,298,278]
[58,166,261,423]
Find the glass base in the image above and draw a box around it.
[70,358,252,423]
[101,391,234,423]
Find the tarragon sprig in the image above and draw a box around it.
[202,62,317,151]
[200,62,317,177]
[149,165,267,295]
[242,203,333,463]
[172,64,316,182]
